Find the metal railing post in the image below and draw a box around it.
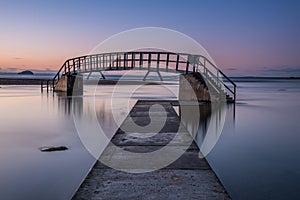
[148,53,151,70]
[176,54,180,71]
[139,53,143,69]
[166,53,169,71]
[234,85,236,102]
[73,60,76,73]
[131,53,135,68]
[157,53,160,70]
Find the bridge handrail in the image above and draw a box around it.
[52,51,236,101]
[201,56,236,100]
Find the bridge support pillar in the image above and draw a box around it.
[179,73,210,102]
[67,73,83,96]
[55,73,83,96]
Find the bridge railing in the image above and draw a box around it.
[52,51,236,101]
[196,55,236,101]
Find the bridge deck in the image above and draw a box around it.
[53,51,236,102]
[72,100,230,199]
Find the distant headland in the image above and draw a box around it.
[18,70,34,75]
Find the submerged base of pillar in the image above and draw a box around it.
[54,73,83,96]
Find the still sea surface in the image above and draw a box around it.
[0,77,299,199]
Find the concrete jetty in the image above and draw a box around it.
[73,100,230,200]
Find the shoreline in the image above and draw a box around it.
[0,78,51,85]
[0,78,177,86]
[1,76,299,86]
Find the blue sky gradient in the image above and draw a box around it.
[0,0,299,76]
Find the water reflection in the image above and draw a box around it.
[206,80,300,199]
[55,84,234,160]
[56,92,83,117]
[54,86,138,161]
[178,102,232,157]
[0,86,95,200]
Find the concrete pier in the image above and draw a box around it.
[54,73,83,95]
[73,101,230,200]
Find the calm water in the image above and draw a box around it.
[207,79,300,199]
[0,84,178,200]
[0,86,95,200]
[0,79,299,199]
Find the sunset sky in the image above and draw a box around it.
[0,0,299,76]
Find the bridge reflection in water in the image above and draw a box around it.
[56,88,138,140]
[175,102,234,157]
[55,88,235,158]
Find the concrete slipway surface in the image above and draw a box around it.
[73,100,230,200]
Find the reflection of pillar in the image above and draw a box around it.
[196,104,211,145]
[72,97,83,118]
[179,101,228,157]
[180,105,203,138]
[198,102,227,157]
[57,94,83,117]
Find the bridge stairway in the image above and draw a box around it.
[192,72,234,103]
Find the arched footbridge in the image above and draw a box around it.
[51,51,236,102]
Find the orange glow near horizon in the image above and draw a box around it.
[0,1,299,77]
[0,45,92,71]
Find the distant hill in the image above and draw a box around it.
[18,70,34,75]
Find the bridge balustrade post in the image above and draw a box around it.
[186,60,190,74]
[104,54,107,70]
[148,53,151,70]
[89,56,92,71]
[116,54,119,69]
[166,53,169,71]
[131,53,135,68]
[67,61,71,74]
[119,54,121,69]
[157,53,160,70]
[78,58,81,72]
[83,57,86,71]
[73,60,76,73]
[234,86,236,102]
[176,54,180,71]
[109,54,112,69]
[96,55,99,71]
[123,53,127,69]
[102,55,105,69]
[139,53,143,69]
[100,55,103,69]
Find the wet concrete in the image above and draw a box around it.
[73,101,230,200]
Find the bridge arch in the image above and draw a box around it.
[52,51,236,102]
